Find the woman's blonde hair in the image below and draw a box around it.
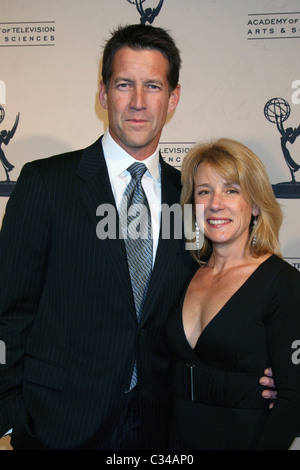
[180,138,283,263]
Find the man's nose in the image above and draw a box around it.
[129,87,146,110]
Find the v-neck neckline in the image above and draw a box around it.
[181,254,275,354]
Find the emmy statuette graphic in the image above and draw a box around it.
[126,0,164,24]
[0,106,20,197]
[264,97,300,198]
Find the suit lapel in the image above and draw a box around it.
[76,137,135,314]
[76,142,184,324]
[140,157,183,325]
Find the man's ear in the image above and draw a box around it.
[167,84,181,114]
[99,80,108,109]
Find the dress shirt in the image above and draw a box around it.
[102,130,161,263]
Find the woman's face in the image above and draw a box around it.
[194,162,258,251]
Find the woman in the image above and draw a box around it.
[166,138,300,449]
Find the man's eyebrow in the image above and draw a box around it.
[114,76,133,83]
[113,77,165,85]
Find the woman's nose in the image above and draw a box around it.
[209,192,224,211]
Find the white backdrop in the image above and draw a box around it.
[1,0,300,449]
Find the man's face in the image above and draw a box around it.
[99,47,180,160]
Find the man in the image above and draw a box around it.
[0,24,275,450]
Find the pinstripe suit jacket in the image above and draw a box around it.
[0,136,197,449]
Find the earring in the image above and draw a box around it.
[195,220,200,252]
[251,216,257,253]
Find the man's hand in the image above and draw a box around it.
[259,367,277,409]
[0,435,13,450]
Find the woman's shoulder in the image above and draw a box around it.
[263,254,300,296]
[267,254,300,277]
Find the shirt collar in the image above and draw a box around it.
[102,129,160,182]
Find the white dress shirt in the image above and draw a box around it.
[102,130,162,263]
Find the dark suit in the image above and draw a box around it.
[0,136,196,449]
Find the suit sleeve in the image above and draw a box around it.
[0,162,51,436]
[255,264,300,449]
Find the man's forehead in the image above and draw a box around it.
[112,46,168,70]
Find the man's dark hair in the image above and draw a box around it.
[101,24,181,91]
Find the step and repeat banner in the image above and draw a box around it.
[1,0,300,449]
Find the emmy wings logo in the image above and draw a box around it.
[126,0,164,24]
[0,81,20,197]
[264,97,300,198]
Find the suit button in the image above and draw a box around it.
[138,329,144,337]
[121,385,130,394]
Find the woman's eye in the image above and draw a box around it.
[226,188,239,194]
[197,190,210,196]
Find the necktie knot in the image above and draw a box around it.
[127,162,147,182]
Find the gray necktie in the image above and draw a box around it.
[120,162,153,319]
[120,162,153,388]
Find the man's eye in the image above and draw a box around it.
[147,84,160,90]
[117,83,131,89]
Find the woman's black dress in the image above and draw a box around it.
[166,255,300,449]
